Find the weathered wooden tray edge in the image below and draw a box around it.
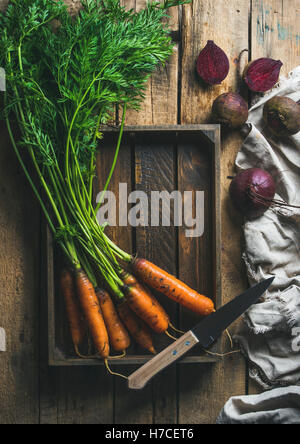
[47,124,222,367]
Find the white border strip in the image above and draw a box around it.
[0,67,6,91]
[0,328,6,352]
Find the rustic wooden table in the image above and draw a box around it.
[0,0,299,424]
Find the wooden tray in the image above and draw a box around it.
[47,125,222,366]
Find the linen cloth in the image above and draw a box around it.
[218,67,300,424]
[217,386,300,424]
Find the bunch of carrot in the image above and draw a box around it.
[60,257,215,372]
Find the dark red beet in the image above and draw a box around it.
[243,58,283,92]
[231,168,300,219]
[230,168,276,219]
[212,93,248,128]
[196,41,229,85]
[263,96,300,137]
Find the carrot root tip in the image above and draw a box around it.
[169,322,186,335]
[165,331,178,341]
[225,329,233,349]
[104,359,128,380]
[130,254,138,265]
[74,345,95,360]
[203,349,241,358]
[108,351,127,359]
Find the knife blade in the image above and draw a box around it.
[127,277,275,390]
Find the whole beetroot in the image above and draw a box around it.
[196,41,229,85]
[229,168,276,219]
[230,167,300,219]
[212,93,248,128]
[243,58,283,92]
[263,96,300,137]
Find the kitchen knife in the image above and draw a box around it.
[128,277,275,390]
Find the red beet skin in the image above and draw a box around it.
[196,40,229,85]
[230,168,276,219]
[243,58,283,92]
[212,93,248,128]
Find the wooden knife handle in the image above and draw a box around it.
[127,331,199,390]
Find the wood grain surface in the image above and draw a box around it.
[178,0,250,423]
[134,131,178,424]
[0,0,299,424]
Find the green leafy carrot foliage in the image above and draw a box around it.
[0,0,188,293]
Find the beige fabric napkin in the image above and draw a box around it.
[217,67,300,424]
[235,66,300,389]
[217,386,300,424]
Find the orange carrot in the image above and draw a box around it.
[60,269,86,356]
[122,272,169,334]
[132,258,215,317]
[118,301,156,354]
[75,269,110,359]
[96,288,130,353]
[122,272,139,287]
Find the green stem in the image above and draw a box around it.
[5,115,54,232]
[15,43,80,266]
[95,103,127,212]
[5,114,75,264]
[88,110,103,207]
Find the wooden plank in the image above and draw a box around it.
[114,0,180,426]
[134,132,178,424]
[179,0,250,424]
[41,133,126,425]
[98,133,152,425]
[46,355,217,366]
[124,47,179,125]
[0,2,40,424]
[252,0,300,76]
[122,0,179,126]
[39,225,59,424]
[95,132,136,424]
[0,122,40,424]
[181,0,250,123]
[56,366,113,424]
[40,194,115,425]
[248,0,300,396]
[95,133,133,252]
[113,130,220,423]
[38,0,115,425]
[42,230,114,424]
[0,0,8,10]
[177,132,214,307]
[50,134,130,425]
[177,131,221,330]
